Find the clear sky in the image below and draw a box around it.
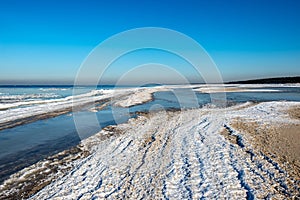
[0,0,300,84]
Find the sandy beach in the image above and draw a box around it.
[1,98,299,199]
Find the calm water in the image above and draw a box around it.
[0,86,299,182]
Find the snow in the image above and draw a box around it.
[236,83,300,88]
[0,83,296,125]
[27,101,300,199]
[227,101,300,124]
[0,90,114,124]
[38,88,70,91]
[0,89,108,110]
[0,88,132,125]
[0,87,168,125]
[113,86,170,107]
[160,83,299,93]
[193,87,280,93]
[0,93,60,102]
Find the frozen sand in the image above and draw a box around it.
[1,101,299,199]
[230,104,300,181]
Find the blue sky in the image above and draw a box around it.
[0,0,299,84]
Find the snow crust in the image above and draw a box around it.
[0,89,115,124]
[28,101,300,199]
[113,86,170,107]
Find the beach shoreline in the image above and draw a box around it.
[0,100,299,199]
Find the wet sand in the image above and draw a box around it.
[287,105,300,120]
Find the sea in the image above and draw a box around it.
[0,85,299,183]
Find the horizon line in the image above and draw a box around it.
[0,76,299,87]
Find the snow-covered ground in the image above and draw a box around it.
[113,86,170,107]
[14,101,297,199]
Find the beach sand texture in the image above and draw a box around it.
[1,101,299,199]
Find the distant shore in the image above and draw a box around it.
[227,76,300,84]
